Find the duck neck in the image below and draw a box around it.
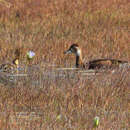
[75,54,83,68]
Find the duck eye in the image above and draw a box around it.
[4,66,7,70]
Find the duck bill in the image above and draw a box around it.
[64,49,72,54]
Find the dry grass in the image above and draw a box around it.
[0,0,129,129]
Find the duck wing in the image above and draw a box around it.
[88,58,128,69]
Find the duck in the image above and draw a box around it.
[0,58,19,73]
[64,44,128,69]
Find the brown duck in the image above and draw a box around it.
[64,44,128,69]
[0,58,19,73]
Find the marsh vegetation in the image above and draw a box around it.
[0,0,129,129]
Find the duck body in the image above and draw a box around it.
[0,58,19,73]
[64,44,128,69]
[87,58,128,69]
